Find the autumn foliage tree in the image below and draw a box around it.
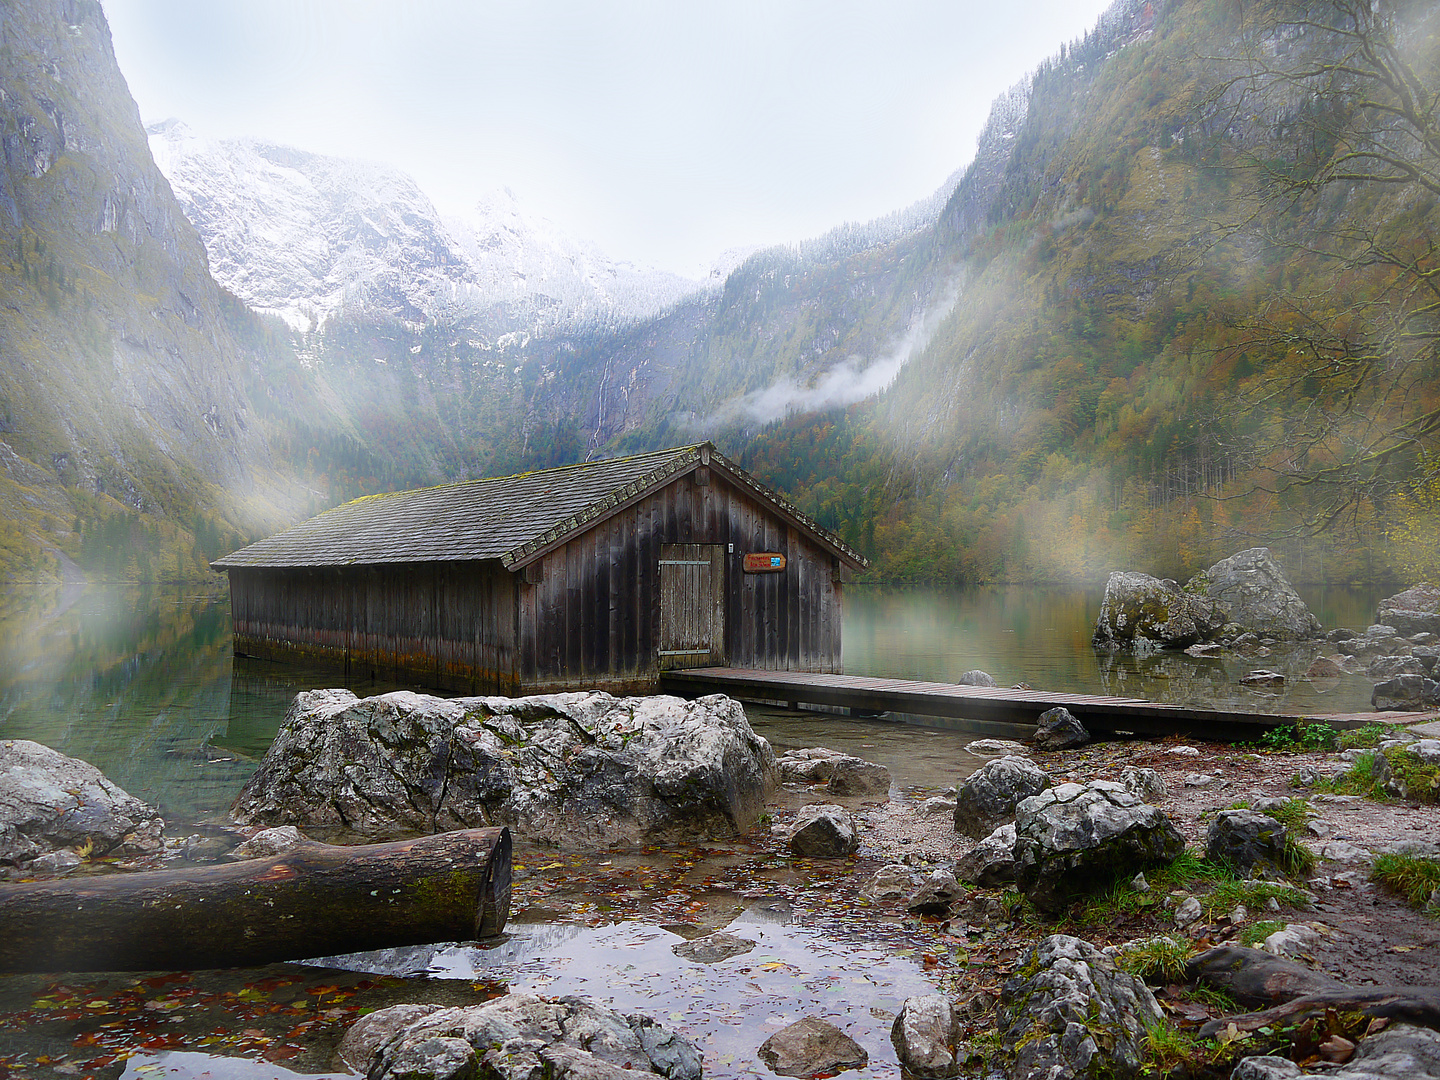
[1209,0,1440,534]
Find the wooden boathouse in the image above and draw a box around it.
[214,443,868,694]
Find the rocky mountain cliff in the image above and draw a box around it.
[0,0,300,580]
[148,121,700,337]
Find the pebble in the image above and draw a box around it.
[1166,746,1201,757]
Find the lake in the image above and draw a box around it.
[0,579,1389,1079]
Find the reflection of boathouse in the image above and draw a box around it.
[214,443,866,694]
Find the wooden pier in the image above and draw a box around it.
[659,667,1438,742]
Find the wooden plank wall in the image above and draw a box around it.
[518,470,842,692]
[228,468,844,696]
[229,561,519,694]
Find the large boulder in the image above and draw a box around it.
[998,935,1164,1080]
[953,756,1052,839]
[359,993,702,1080]
[1092,571,1225,650]
[0,739,164,869]
[231,690,777,848]
[1013,781,1186,913]
[1206,810,1290,877]
[1377,583,1440,637]
[1203,548,1322,641]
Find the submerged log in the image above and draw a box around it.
[0,827,510,973]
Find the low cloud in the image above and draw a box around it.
[701,273,965,429]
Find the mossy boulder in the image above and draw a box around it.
[1092,571,1225,650]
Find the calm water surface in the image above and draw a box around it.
[0,579,1389,1078]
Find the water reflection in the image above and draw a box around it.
[309,919,936,1080]
[0,580,1394,827]
[843,583,1386,715]
[0,578,1397,1078]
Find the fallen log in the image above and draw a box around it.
[1185,944,1346,1007]
[1198,985,1440,1040]
[0,827,510,972]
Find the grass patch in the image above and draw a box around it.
[1139,1022,1231,1078]
[1337,723,1402,750]
[1238,919,1286,947]
[1112,936,1192,982]
[1320,747,1440,804]
[1371,852,1440,910]
[1065,850,1310,929]
[1201,878,1310,920]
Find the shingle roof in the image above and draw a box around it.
[213,443,867,571]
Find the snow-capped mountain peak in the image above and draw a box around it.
[146,120,699,336]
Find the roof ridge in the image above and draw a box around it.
[337,443,705,505]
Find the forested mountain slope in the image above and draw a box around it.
[0,0,308,580]
[728,0,1440,585]
[2,0,1433,589]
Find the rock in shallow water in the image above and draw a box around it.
[1092,571,1225,650]
[0,739,164,868]
[757,1017,868,1077]
[231,690,777,848]
[890,995,960,1079]
[1204,548,1322,641]
[671,931,755,964]
[787,804,857,857]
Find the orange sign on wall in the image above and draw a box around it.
[742,552,786,573]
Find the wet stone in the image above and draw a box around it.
[671,931,756,964]
[955,822,1017,887]
[862,863,922,902]
[890,995,960,1079]
[1206,809,1289,877]
[826,757,891,798]
[1013,781,1186,913]
[953,756,1052,839]
[787,804,857,857]
[757,1017,868,1077]
[905,869,966,915]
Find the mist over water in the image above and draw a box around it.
[0,578,1390,831]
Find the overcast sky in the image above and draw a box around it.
[101,1,1114,278]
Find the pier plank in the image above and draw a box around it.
[659,667,1437,742]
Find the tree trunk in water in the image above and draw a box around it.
[0,827,510,973]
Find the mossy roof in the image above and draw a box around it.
[213,442,866,571]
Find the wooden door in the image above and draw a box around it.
[658,544,725,669]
